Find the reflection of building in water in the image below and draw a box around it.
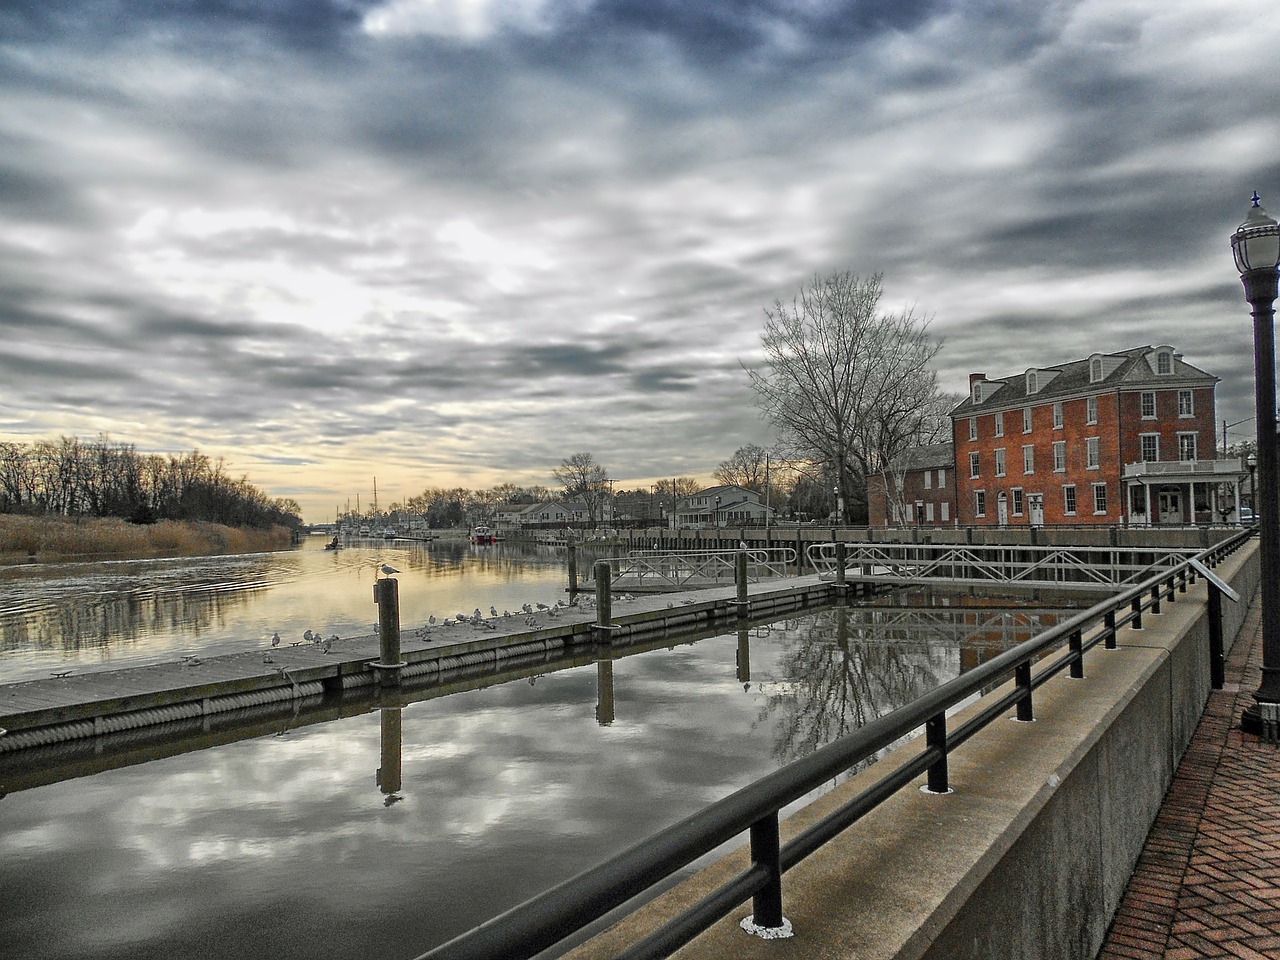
[595,660,614,726]
[377,707,403,805]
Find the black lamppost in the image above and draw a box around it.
[1231,192,1280,732]
[1247,452,1258,511]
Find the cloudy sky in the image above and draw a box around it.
[3,1,1279,521]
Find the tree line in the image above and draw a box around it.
[0,436,303,530]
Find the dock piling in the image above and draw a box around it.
[372,577,406,686]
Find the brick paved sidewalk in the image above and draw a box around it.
[1097,595,1280,960]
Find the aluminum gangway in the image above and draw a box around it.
[600,547,799,591]
[806,541,1197,593]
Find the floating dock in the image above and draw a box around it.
[0,575,839,753]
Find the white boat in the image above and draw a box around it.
[470,524,497,544]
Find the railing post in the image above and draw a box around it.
[749,813,784,930]
[1150,583,1161,615]
[1178,568,1188,594]
[925,713,950,794]
[1208,582,1225,690]
[1166,574,1176,602]
[567,543,578,597]
[1131,595,1143,630]
[1105,609,1118,650]
[1015,661,1034,721]
[1069,629,1084,679]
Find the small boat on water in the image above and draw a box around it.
[382,528,398,539]
[470,524,497,545]
[324,535,340,551]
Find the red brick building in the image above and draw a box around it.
[950,345,1243,527]
[867,442,955,527]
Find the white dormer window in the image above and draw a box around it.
[1156,350,1173,375]
[1090,356,1103,383]
[972,383,982,403]
[1026,371,1038,394]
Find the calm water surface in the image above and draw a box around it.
[0,537,588,683]
[0,595,1070,960]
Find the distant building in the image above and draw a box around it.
[867,442,955,527]
[673,484,772,527]
[951,344,1246,526]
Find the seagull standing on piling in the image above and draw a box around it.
[380,563,400,578]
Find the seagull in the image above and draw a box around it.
[380,563,400,578]
[303,629,314,642]
[536,602,549,611]
[473,608,483,620]
[271,632,280,647]
[522,603,533,614]
[322,637,333,654]
[428,615,436,625]
[490,606,498,618]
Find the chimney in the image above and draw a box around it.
[969,373,986,389]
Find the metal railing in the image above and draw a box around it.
[806,541,1198,592]
[602,548,798,589]
[416,529,1253,960]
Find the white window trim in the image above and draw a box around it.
[1141,391,1156,419]
[1063,484,1077,516]
[994,448,1006,478]
[1053,441,1066,473]
[1012,487,1024,516]
[975,490,986,517]
[1023,444,1035,475]
[1052,402,1064,429]
[994,412,1004,437]
[1023,407,1032,434]
[1177,431,1198,462]
[1178,389,1194,418]
[1092,482,1108,515]
[969,452,980,479]
[1086,396,1098,425]
[1140,433,1160,462]
[1086,437,1100,471]
[969,417,977,441]
[941,501,950,522]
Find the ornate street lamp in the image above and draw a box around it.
[1230,192,1280,733]
[1247,452,1258,511]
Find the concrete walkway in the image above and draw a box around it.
[1097,593,1280,960]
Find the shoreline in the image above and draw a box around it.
[0,515,295,566]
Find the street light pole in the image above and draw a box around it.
[1231,192,1280,731]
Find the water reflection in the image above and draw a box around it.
[0,595,1078,960]
[0,538,583,681]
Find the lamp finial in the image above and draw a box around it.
[1253,191,1262,208]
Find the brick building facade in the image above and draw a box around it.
[950,344,1234,527]
[866,442,955,527]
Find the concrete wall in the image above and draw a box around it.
[565,540,1260,960]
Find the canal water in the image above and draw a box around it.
[0,536,594,684]
[0,542,1075,960]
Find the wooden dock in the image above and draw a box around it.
[0,575,838,753]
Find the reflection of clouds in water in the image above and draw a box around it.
[0,601,1078,959]
[0,540,573,680]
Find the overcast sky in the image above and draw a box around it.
[3,1,1279,521]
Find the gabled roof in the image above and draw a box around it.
[951,345,1217,417]
[884,441,954,473]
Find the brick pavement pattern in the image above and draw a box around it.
[1097,598,1280,960]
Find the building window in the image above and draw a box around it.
[1023,407,1032,433]
[1141,391,1156,418]
[905,503,914,522]
[972,383,982,403]
[925,502,935,522]
[1086,396,1098,424]
[1053,441,1066,472]
[1093,483,1108,514]
[995,448,1006,477]
[1086,437,1100,470]
[970,452,980,478]
[941,501,950,522]
[1178,433,1198,461]
[923,470,932,490]
[1141,434,1160,462]
[969,417,977,441]
[1178,389,1194,417]
[938,468,946,487]
[1157,351,1172,375]
[1012,488,1024,516]
[975,490,986,517]
[1023,444,1035,474]
[1063,485,1077,516]
[1090,356,1103,382]
[1053,402,1063,429]
[1027,371,1038,394]
[994,412,1004,437]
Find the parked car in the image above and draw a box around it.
[1240,507,1257,525]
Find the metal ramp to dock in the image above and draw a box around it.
[807,541,1197,593]
[598,547,798,592]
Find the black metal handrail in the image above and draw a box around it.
[416,529,1254,960]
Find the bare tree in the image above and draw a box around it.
[553,452,610,528]
[745,271,943,523]
[714,444,770,491]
